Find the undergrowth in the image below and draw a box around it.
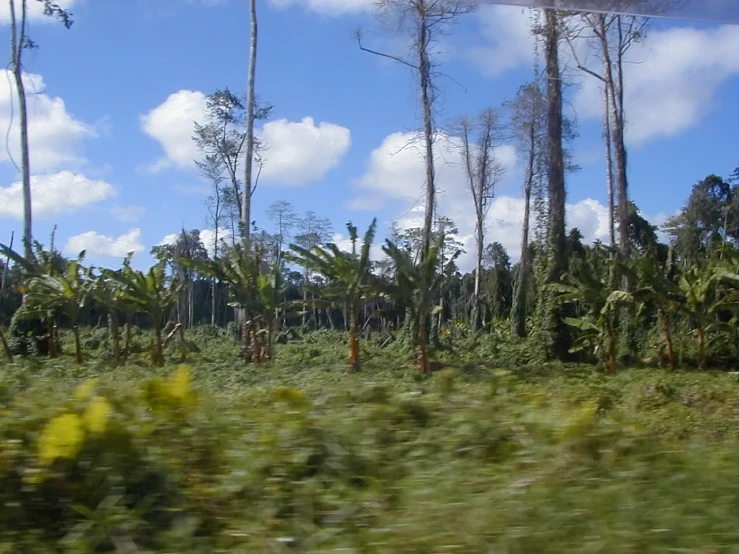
[0,330,736,552]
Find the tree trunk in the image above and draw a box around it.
[606,328,616,373]
[472,216,483,330]
[511,143,535,338]
[242,0,258,253]
[9,0,33,259]
[108,312,121,361]
[124,316,132,359]
[598,15,629,259]
[72,324,83,365]
[153,322,164,367]
[659,310,675,370]
[696,326,706,370]
[0,327,13,361]
[603,77,616,249]
[418,18,436,260]
[542,8,569,360]
[417,319,429,374]
[349,312,360,372]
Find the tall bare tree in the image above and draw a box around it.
[267,200,297,265]
[505,82,546,337]
[8,0,72,259]
[568,9,648,258]
[243,0,259,253]
[535,8,571,359]
[197,154,226,325]
[359,0,476,260]
[457,109,506,330]
[294,212,333,327]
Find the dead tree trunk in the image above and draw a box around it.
[242,0,258,253]
[9,0,33,259]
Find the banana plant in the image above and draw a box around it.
[624,251,684,369]
[677,253,739,369]
[1,239,68,357]
[181,244,263,362]
[21,253,94,364]
[546,257,636,373]
[381,237,459,373]
[92,266,134,361]
[287,219,377,372]
[105,262,182,367]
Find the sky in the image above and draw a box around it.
[0,0,737,272]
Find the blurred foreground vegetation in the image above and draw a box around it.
[1,329,736,553]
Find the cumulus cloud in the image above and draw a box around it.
[0,70,96,172]
[142,93,351,185]
[355,130,662,271]
[199,228,233,257]
[330,231,386,262]
[259,117,351,186]
[64,228,145,258]
[267,0,370,16]
[572,24,739,144]
[157,228,233,258]
[0,171,116,219]
[465,5,536,78]
[111,205,146,222]
[466,8,739,145]
[0,0,76,24]
[140,90,208,172]
[352,130,517,209]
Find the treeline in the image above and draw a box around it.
[1,170,736,371]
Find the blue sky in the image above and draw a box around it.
[0,0,737,270]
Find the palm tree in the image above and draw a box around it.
[381,237,459,373]
[93,261,139,362]
[22,253,93,364]
[181,243,263,362]
[107,262,182,367]
[677,254,739,370]
[287,219,377,372]
[625,251,684,369]
[547,255,636,373]
[1,237,72,357]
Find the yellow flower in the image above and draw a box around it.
[83,397,112,436]
[38,414,85,466]
[74,379,97,401]
[169,366,192,400]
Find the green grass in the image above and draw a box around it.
[0,330,737,552]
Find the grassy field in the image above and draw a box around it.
[0,329,737,553]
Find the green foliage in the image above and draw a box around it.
[0,347,736,552]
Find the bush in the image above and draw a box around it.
[7,302,48,357]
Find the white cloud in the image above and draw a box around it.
[64,228,145,258]
[142,93,351,185]
[573,24,739,144]
[158,233,179,246]
[111,205,146,222]
[0,171,116,219]
[355,129,663,271]
[0,0,76,24]
[199,228,232,257]
[267,0,370,16]
[353,129,517,208]
[331,231,386,262]
[259,117,351,186]
[465,5,536,78]
[0,70,95,171]
[140,90,208,172]
[157,228,233,258]
[466,10,739,145]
